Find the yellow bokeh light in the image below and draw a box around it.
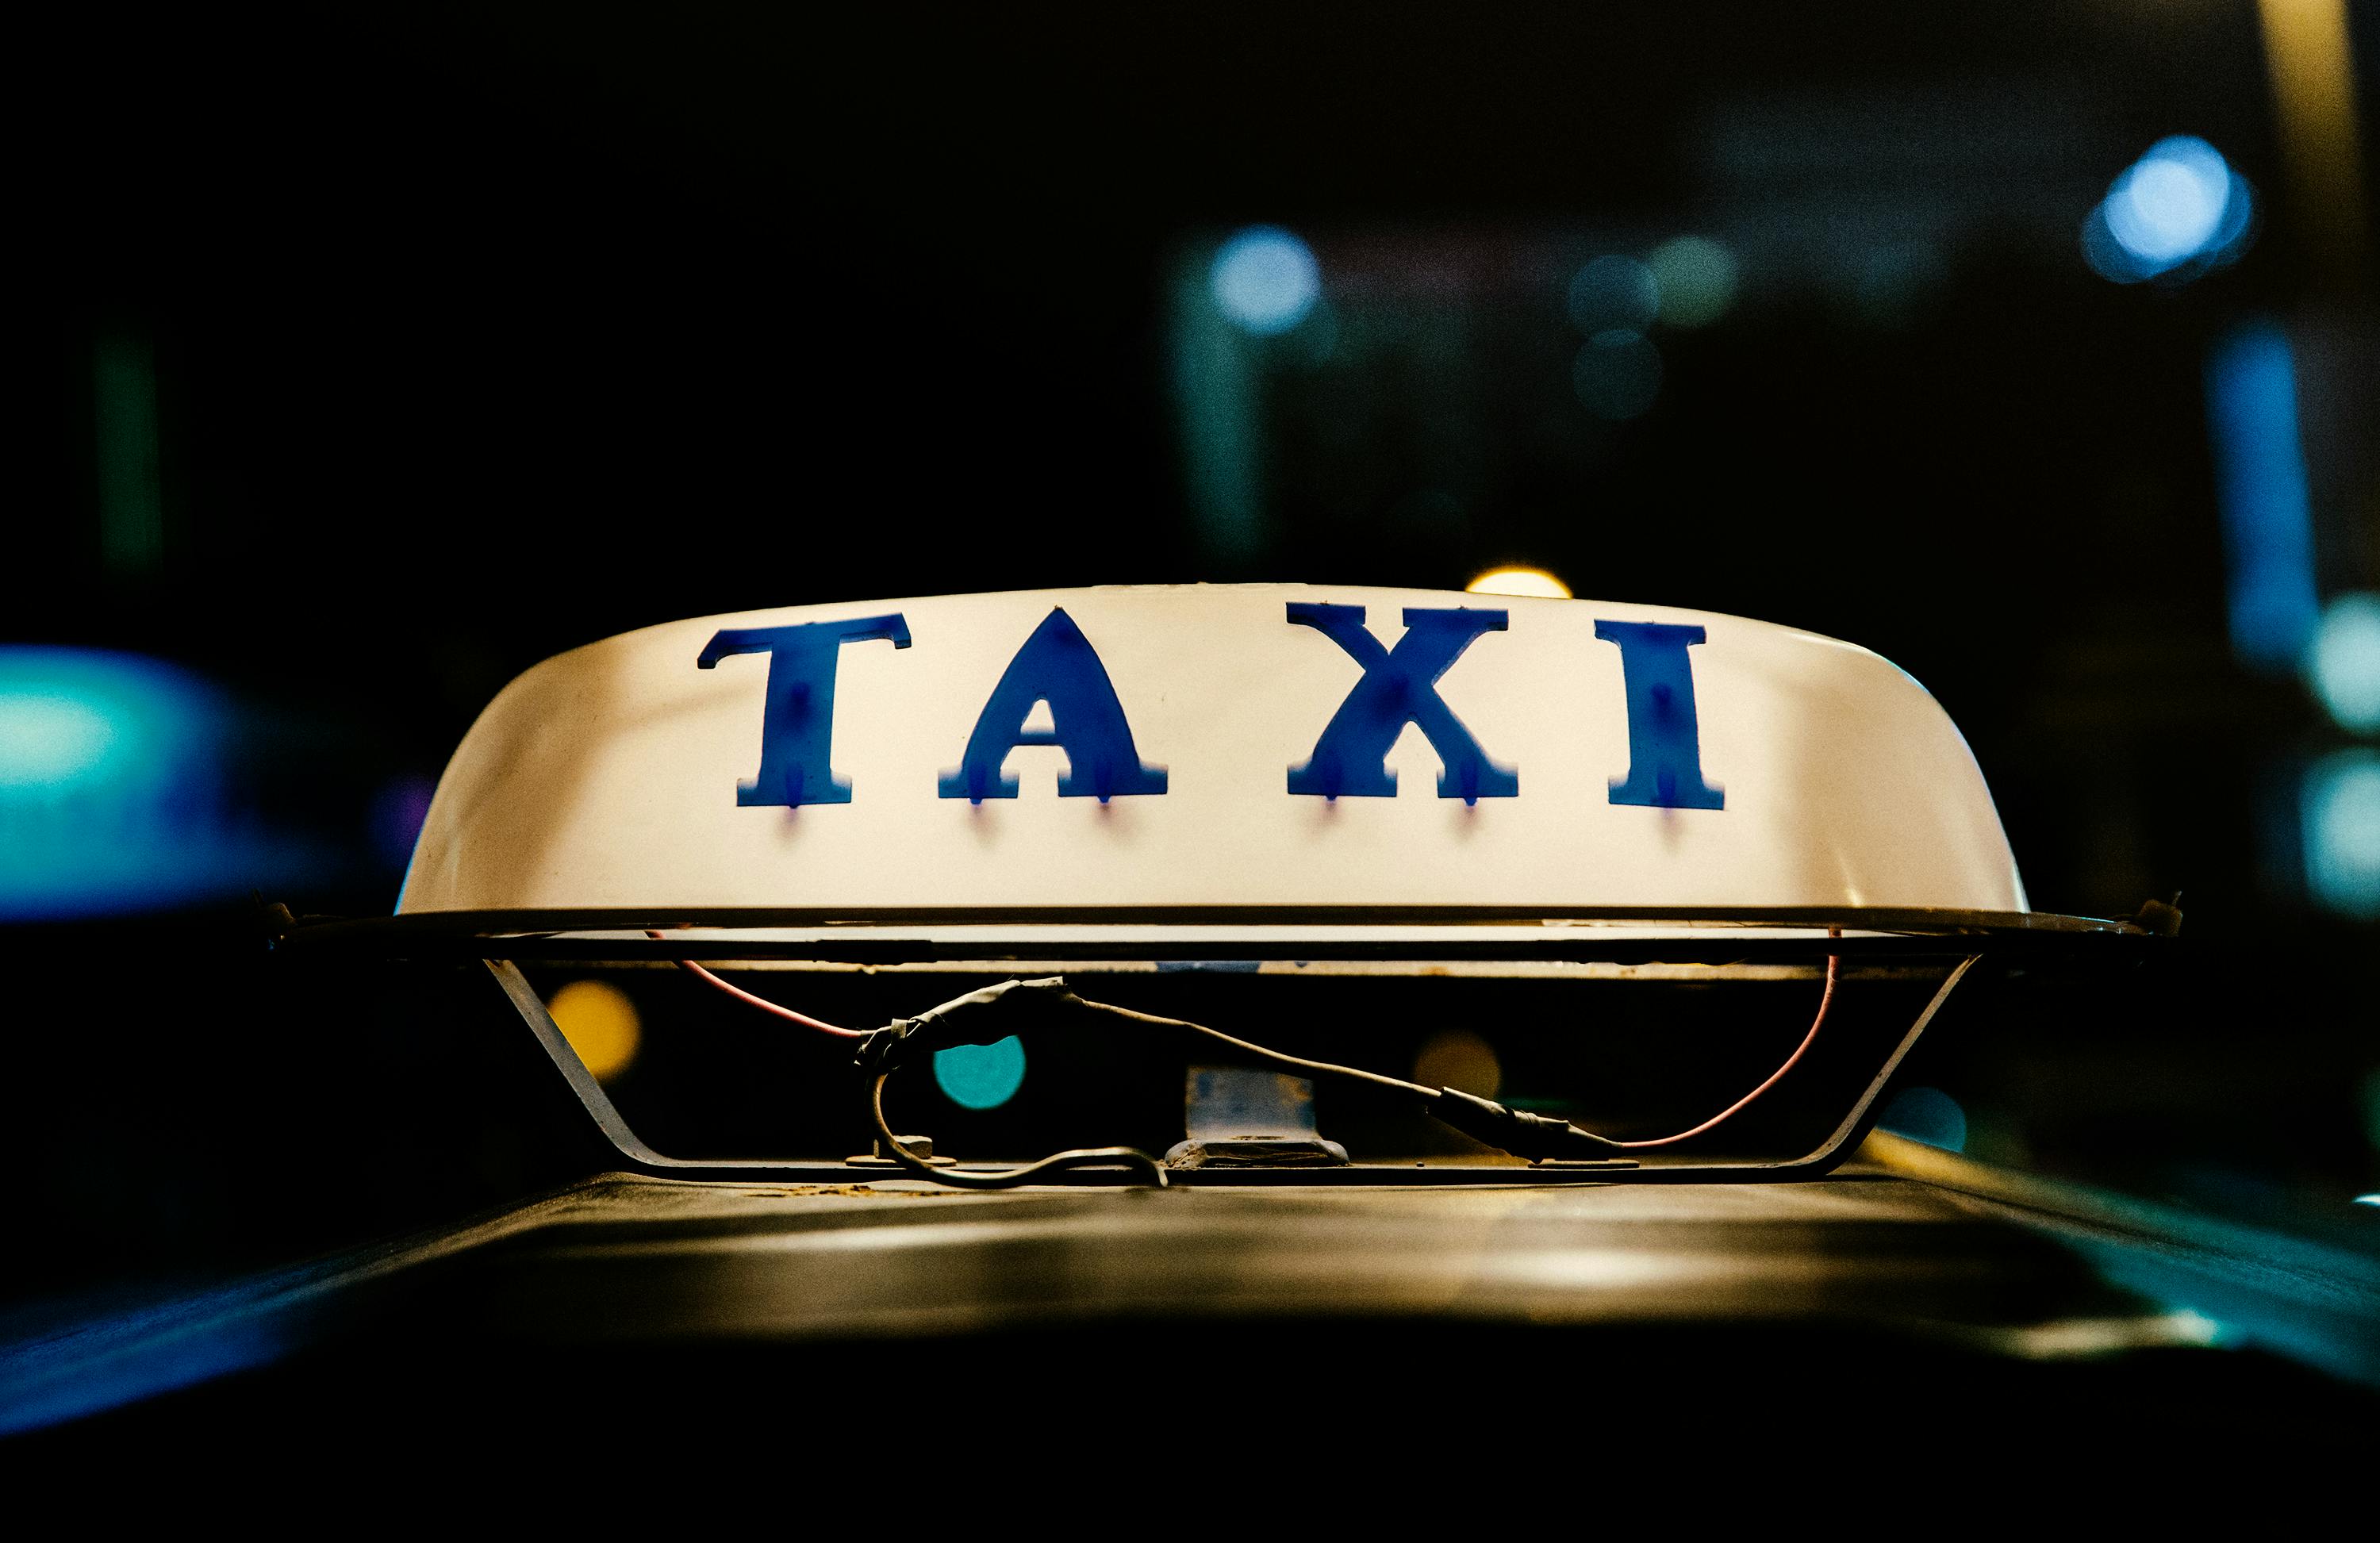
[1412,1029,1503,1100]
[547,978,642,1083]
[1464,566,1572,601]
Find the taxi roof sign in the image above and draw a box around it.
[397,585,2028,923]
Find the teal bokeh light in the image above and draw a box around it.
[2304,750,2380,919]
[933,1035,1027,1110]
[0,647,248,919]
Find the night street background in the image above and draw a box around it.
[7,2,2377,1310]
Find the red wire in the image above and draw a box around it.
[1605,953,1841,1148]
[645,931,862,1038]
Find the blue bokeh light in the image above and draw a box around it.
[2108,137,2231,262]
[934,1034,1027,1110]
[2304,750,2380,919]
[2309,593,2380,734]
[2082,136,2253,283]
[1879,1085,1968,1153]
[1210,226,1321,336]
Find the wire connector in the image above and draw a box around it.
[1430,1087,1626,1162]
[852,976,1081,1075]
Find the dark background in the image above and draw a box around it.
[7,2,2377,1309]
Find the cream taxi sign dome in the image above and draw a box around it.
[397,585,2027,922]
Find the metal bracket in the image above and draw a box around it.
[486,958,873,1183]
[486,954,1978,1187]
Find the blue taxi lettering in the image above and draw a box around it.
[699,614,911,807]
[1595,620,1723,810]
[939,608,1169,804]
[1285,604,1518,804]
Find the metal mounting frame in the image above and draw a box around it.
[481,950,1979,1188]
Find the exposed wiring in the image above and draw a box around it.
[645,930,861,1037]
[866,1070,1167,1189]
[666,946,1855,1181]
[1600,952,1839,1148]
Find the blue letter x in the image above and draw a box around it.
[1285,604,1519,803]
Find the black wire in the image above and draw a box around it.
[866,1070,1169,1189]
[1069,997,1442,1102]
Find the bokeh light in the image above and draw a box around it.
[1210,226,1321,336]
[1645,236,1738,328]
[547,979,642,1083]
[0,648,202,793]
[2082,136,2253,283]
[1466,566,1572,600]
[1879,1086,1968,1152]
[0,693,117,788]
[935,1034,1027,1110]
[0,647,252,920]
[1412,1029,1502,1100]
[1573,329,1663,419]
[2109,137,2232,261]
[2206,320,2318,670]
[2303,750,2380,919]
[1567,255,1659,334]
[2309,593,2380,733]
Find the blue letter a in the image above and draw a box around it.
[939,608,1168,803]
[700,614,910,807]
[1286,604,1518,803]
[1595,620,1723,810]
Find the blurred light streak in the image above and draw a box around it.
[1173,252,1264,561]
[1644,237,1737,328]
[2309,593,2380,732]
[93,328,164,573]
[2205,321,2318,670]
[0,1316,282,1437]
[1464,567,1571,601]
[1974,1310,2229,1361]
[547,980,643,1083]
[2354,1194,2380,1207]
[935,1034,1027,1110]
[2256,0,2370,284]
[1210,226,1320,336]
[2302,750,2380,918]
[1879,1086,1967,1152]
